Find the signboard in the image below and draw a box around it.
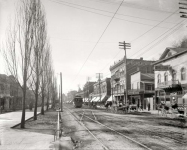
[154,65,170,71]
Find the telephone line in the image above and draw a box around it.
[99,19,185,73]
[49,0,177,29]
[71,0,125,83]
[53,0,180,25]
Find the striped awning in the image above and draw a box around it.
[106,96,113,102]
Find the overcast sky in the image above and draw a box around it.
[0,0,186,94]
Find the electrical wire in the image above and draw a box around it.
[52,0,180,25]
[70,0,125,83]
[49,0,177,29]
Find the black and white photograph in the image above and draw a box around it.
[0,0,186,149]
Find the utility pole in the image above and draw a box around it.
[87,77,90,105]
[179,1,187,18]
[60,72,63,112]
[119,41,131,105]
[96,73,103,103]
[59,85,60,108]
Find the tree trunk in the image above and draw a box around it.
[34,58,39,120]
[41,92,44,115]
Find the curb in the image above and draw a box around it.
[11,112,42,128]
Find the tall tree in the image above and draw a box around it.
[2,0,36,128]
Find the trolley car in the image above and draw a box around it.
[73,96,83,108]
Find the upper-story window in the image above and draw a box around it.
[137,82,139,89]
[164,72,168,82]
[172,70,176,81]
[157,74,161,83]
[181,67,186,80]
[131,83,133,89]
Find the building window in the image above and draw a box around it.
[164,72,168,82]
[131,83,133,89]
[137,82,139,89]
[157,74,161,83]
[172,70,176,81]
[181,67,186,80]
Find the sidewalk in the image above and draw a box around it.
[0,107,54,150]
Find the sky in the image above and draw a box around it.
[0,0,186,94]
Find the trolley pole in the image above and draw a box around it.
[119,41,131,105]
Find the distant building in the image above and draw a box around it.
[110,57,155,104]
[83,81,96,102]
[91,78,111,104]
[0,74,11,110]
[153,47,187,108]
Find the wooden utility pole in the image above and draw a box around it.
[96,73,103,102]
[87,77,90,105]
[60,72,63,111]
[119,41,131,105]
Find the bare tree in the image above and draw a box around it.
[27,0,49,120]
[172,36,187,48]
[2,0,36,128]
[40,43,51,115]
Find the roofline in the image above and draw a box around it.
[153,49,187,65]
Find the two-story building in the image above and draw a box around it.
[110,57,155,105]
[153,47,187,109]
[91,78,111,104]
[129,68,155,110]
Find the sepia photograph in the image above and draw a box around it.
[0,0,186,149]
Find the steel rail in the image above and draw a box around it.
[75,109,152,150]
[64,107,109,150]
[93,111,186,144]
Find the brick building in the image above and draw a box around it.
[91,78,111,104]
[110,57,155,105]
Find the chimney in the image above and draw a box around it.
[140,57,143,60]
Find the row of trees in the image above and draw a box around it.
[2,0,58,128]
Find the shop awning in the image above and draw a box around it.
[84,98,88,102]
[93,97,100,102]
[106,96,113,102]
[182,93,187,99]
[91,97,96,102]
[99,95,106,102]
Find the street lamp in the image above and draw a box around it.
[119,41,131,105]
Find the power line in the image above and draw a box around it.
[72,0,125,82]
[49,0,178,29]
[84,0,181,14]
[53,0,180,25]
[99,19,185,73]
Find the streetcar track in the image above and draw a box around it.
[92,111,186,144]
[67,106,186,149]
[74,109,152,150]
[75,108,186,145]
[64,107,109,150]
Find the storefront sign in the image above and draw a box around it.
[154,65,170,71]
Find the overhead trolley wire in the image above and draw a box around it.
[71,0,125,82]
[52,0,180,25]
[99,19,186,76]
[49,0,179,29]
[99,12,184,72]
[84,0,181,14]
